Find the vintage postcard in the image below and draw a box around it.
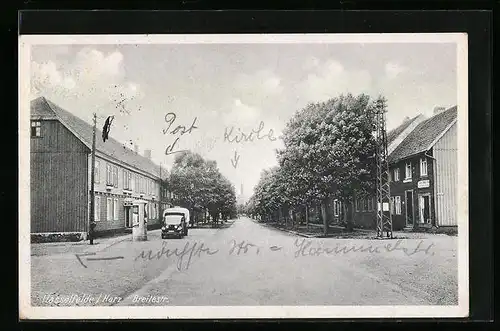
[19,33,468,319]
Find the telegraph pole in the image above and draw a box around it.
[375,97,393,239]
[89,113,97,244]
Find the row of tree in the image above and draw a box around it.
[245,93,386,233]
[167,151,237,223]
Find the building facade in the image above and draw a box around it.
[388,106,458,229]
[327,107,457,232]
[328,114,427,230]
[30,97,168,241]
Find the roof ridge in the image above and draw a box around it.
[33,97,165,178]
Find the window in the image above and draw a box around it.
[94,196,101,221]
[112,166,118,187]
[420,158,428,177]
[31,121,41,137]
[131,174,135,191]
[405,163,412,180]
[395,196,402,215]
[333,199,341,217]
[94,160,100,183]
[355,199,360,212]
[123,170,127,189]
[368,197,373,211]
[140,176,145,193]
[106,164,112,185]
[106,198,113,221]
[113,199,119,220]
[394,168,400,181]
[390,197,395,215]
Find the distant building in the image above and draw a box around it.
[30,97,170,241]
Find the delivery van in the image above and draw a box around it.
[161,207,189,239]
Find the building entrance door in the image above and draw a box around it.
[419,194,431,224]
[125,206,132,228]
[405,190,414,227]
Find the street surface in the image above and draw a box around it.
[31,217,458,306]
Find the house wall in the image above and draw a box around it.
[433,122,457,226]
[389,152,436,229]
[30,120,89,233]
[353,197,377,229]
[90,155,163,233]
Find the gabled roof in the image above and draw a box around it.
[388,106,457,163]
[387,114,423,145]
[31,96,165,179]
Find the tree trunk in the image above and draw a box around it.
[305,206,309,228]
[321,200,328,236]
[345,200,354,232]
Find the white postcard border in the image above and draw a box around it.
[19,33,469,319]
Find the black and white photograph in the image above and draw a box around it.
[19,33,468,319]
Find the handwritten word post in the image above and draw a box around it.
[163,112,198,155]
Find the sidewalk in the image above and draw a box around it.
[30,230,161,257]
[254,220,448,239]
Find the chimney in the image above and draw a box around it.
[134,144,139,154]
[144,149,152,160]
[433,106,446,115]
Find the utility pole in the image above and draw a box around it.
[89,113,97,245]
[374,97,393,239]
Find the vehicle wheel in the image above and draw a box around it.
[185,228,188,236]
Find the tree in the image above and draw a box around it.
[276,93,379,233]
[169,151,238,225]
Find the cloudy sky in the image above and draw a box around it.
[30,41,457,200]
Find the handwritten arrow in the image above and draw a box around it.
[230,150,241,169]
[75,253,124,268]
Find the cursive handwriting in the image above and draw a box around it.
[163,112,198,156]
[229,240,260,255]
[135,241,219,270]
[293,238,435,258]
[163,112,198,135]
[224,121,277,144]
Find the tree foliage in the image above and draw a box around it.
[249,93,382,227]
[169,151,237,222]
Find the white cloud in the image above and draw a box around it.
[31,47,142,107]
[233,69,284,106]
[303,56,320,70]
[299,59,372,102]
[223,98,261,129]
[385,62,407,79]
[31,61,76,91]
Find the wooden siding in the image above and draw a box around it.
[433,123,457,226]
[30,120,89,233]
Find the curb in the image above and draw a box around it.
[256,221,316,238]
[253,219,375,238]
